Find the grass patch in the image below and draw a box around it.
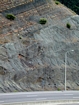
[6,13,16,20]
[55,1,59,5]
[39,18,47,25]
[57,88,61,91]
[66,23,71,29]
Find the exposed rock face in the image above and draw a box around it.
[0,0,47,12]
[0,0,79,92]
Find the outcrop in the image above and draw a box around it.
[0,0,79,92]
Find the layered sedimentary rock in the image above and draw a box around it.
[0,0,36,11]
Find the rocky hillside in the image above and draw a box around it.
[0,0,79,92]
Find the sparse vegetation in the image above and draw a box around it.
[66,23,71,29]
[55,1,59,5]
[6,14,15,20]
[57,88,61,91]
[39,18,47,24]
[18,36,22,39]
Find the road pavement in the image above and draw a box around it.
[0,91,79,104]
[59,103,79,105]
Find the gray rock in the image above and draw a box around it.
[0,0,79,92]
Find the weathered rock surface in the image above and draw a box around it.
[0,0,79,92]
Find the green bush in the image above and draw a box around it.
[39,18,47,24]
[55,1,59,5]
[6,14,15,20]
[66,23,71,29]
[57,88,61,91]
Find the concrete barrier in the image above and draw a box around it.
[2,100,79,105]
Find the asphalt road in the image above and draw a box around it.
[58,103,79,105]
[0,91,79,104]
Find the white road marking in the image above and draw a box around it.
[64,94,73,95]
[27,95,37,97]
[36,98,47,100]
[0,93,37,96]
[0,101,4,103]
[73,97,79,99]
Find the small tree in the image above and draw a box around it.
[66,23,71,29]
[6,14,15,20]
[39,18,47,24]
